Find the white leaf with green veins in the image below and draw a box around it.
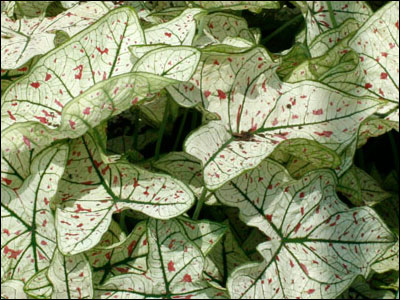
[193,12,255,47]
[321,2,399,117]
[1,143,69,283]
[48,249,93,299]
[154,152,218,205]
[358,116,399,148]
[1,2,119,70]
[297,1,372,45]
[0,280,28,299]
[2,28,200,155]
[24,268,53,299]
[216,159,396,299]
[372,241,399,273]
[337,165,392,206]
[55,131,194,255]
[192,1,279,12]
[144,8,205,46]
[181,47,380,189]
[94,218,228,299]
[87,220,148,285]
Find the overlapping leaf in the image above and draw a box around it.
[1,2,118,70]
[55,131,195,255]
[296,1,372,46]
[2,10,200,155]
[215,159,396,298]
[1,143,69,283]
[24,268,53,299]
[320,2,399,119]
[94,218,228,299]
[47,249,93,299]
[178,46,380,189]
[192,1,279,12]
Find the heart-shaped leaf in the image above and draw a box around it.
[214,159,396,298]
[297,1,372,46]
[55,131,195,255]
[48,249,93,299]
[24,268,53,299]
[1,2,118,70]
[1,143,69,282]
[94,218,228,299]
[171,46,380,189]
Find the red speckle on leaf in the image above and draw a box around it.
[83,107,90,115]
[45,73,51,81]
[7,110,16,121]
[23,136,31,149]
[396,20,399,30]
[312,109,323,115]
[73,65,83,80]
[183,274,192,282]
[132,97,138,105]
[164,32,172,37]
[380,72,388,79]
[2,177,12,185]
[314,131,333,137]
[365,83,372,89]
[34,116,48,124]
[30,82,40,88]
[294,222,301,233]
[128,240,137,256]
[74,204,92,213]
[307,289,315,295]
[300,263,309,275]
[299,192,305,198]
[4,245,22,259]
[204,90,211,98]
[55,99,64,108]
[96,47,109,54]
[168,260,175,272]
[217,89,226,100]
[69,120,76,129]
[213,60,219,65]
[266,214,272,222]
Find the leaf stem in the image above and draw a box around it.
[261,14,303,44]
[326,2,338,28]
[155,99,169,160]
[193,188,207,220]
[173,109,188,151]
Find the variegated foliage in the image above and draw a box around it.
[1,1,398,299]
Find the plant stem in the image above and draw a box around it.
[155,99,169,160]
[261,14,303,44]
[193,188,207,220]
[326,1,338,28]
[173,109,188,151]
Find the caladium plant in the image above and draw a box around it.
[1,1,399,299]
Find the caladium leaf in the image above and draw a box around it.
[337,165,391,206]
[47,249,93,299]
[1,143,69,282]
[358,116,399,148]
[308,18,361,58]
[11,1,52,19]
[0,280,28,299]
[2,38,200,155]
[320,1,399,117]
[87,220,148,285]
[55,131,195,255]
[144,8,205,46]
[372,241,399,274]
[173,46,381,189]
[192,1,279,12]
[193,13,256,47]
[203,221,250,289]
[296,1,372,46]
[94,218,228,299]
[1,2,119,70]
[154,152,218,205]
[214,159,396,299]
[24,268,53,299]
